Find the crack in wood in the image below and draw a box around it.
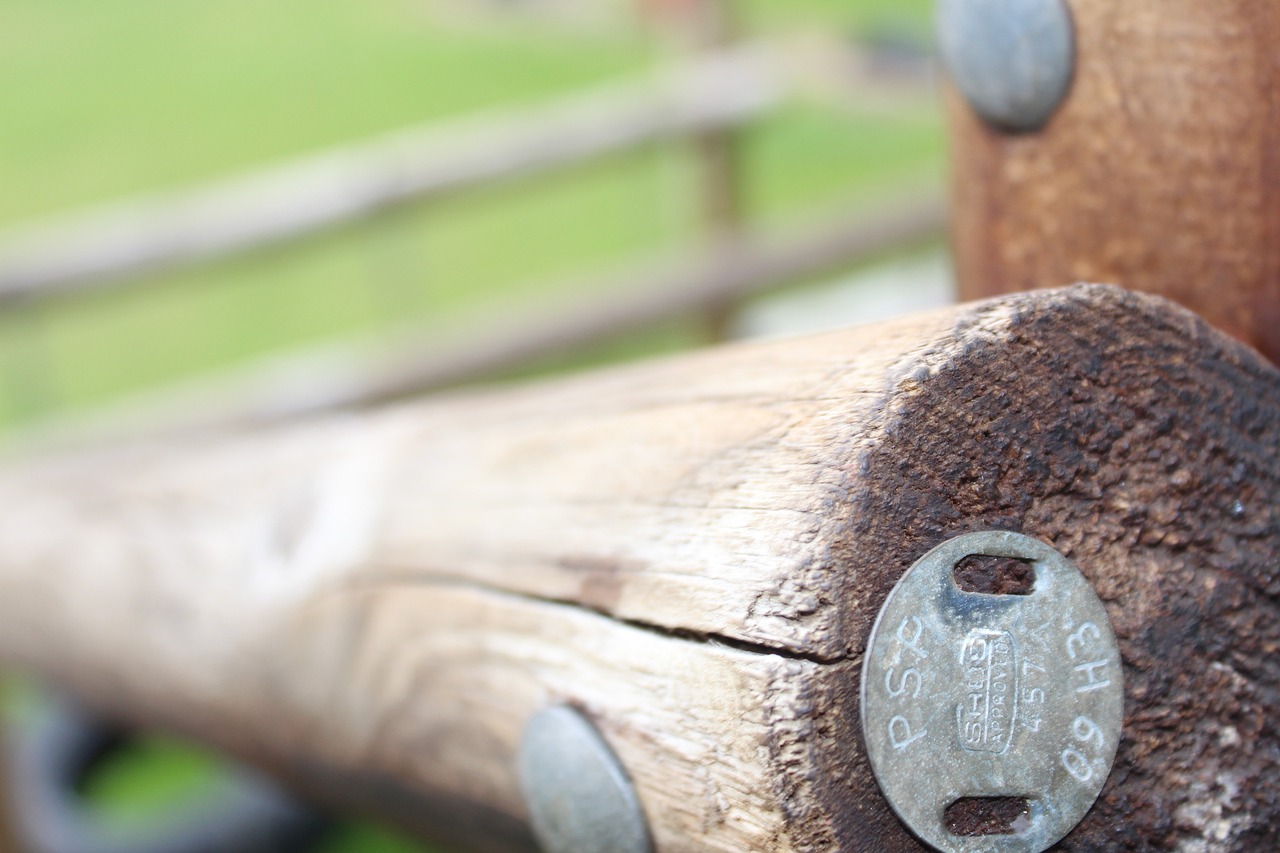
[342,567,851,666]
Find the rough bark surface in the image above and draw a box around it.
[948,0,1280,365]
[0,286,1275,851]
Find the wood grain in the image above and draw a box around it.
[0,285,1275,850]
[948,0,1280,364]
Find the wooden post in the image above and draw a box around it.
[947,0,1280,364]
[0,286,1276,850]
[643,0,748,342]
[688,0,745,343]
[1,303,60,424]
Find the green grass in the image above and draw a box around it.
[3,103,942,420]
[0,0,937,849]
[0,0,655,223]
[81,736,234,831]
[742,0,933,36]
[83,735,423,853]
[0,0,940,424]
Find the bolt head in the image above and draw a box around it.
[936,0,1076,132]
[519,706,652,853]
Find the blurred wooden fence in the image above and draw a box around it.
[0,40,943,450]
[0,47,782,303]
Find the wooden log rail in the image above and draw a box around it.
[0,285,1276,850]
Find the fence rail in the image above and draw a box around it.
[0,45,782,303]
[5,194,945,452]
[0,34,945,450]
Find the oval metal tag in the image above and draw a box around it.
[861,531,1123,853]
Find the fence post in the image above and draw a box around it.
[688,0,746,342]
[945,0,1280,363]
[643,0,749,341]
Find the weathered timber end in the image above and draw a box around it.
[0,285,1275,851]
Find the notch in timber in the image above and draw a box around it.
[953,555,1035,596]
[944,796,1032,836]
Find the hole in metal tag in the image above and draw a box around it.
[953,555,1035,596]
[944,796,1031,837]
[861,531,1123,853]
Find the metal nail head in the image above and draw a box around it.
[519,706,653,853]
[936,0,1076,132]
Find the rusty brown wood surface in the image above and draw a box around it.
[948,0,1280,365]
[0,287,1275,850]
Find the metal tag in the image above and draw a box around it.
[861,531,1123,853]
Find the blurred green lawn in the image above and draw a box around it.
[0,0,940,423]
[0,0,937,850]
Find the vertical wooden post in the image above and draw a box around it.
[947,0,1280,363]
[634,0,747,341]
[687,0,745,342]
[1,302,61,424]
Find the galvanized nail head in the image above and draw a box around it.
[519,705,653,853]
[936,0,1076,132]
[861,531,1123,853]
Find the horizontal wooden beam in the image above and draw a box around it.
[0,286,1275,850]
[0,46,782,303]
